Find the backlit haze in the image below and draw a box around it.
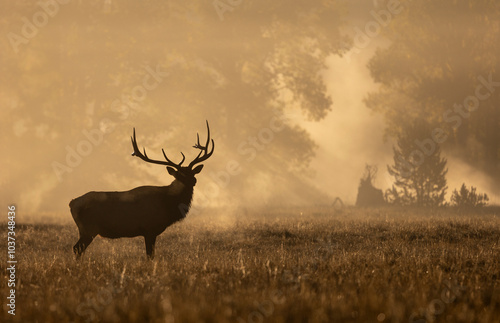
[1,0,499,221]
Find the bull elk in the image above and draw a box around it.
[70,121,214,259]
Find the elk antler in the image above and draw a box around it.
[188,120,215,168]
[131,128,185,169]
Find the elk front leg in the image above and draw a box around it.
[144,235,157,259]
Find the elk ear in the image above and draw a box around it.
[192,165,204,174]
[167,167,177,176]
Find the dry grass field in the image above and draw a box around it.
[1,207,500,323]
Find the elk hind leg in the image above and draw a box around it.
[145,235,157,260]
[73,235,94,259]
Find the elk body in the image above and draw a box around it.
[70,122,214,259]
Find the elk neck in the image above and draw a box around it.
[167,178,195,210]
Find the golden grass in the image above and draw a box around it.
[1,207,499,322]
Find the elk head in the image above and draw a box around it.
[130,120,215,187]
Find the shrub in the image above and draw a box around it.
[450,184,489,208]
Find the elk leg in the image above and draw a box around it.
[145,235,156,259]
[73,235,94,259]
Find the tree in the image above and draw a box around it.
[387,121,448,207]
[0,1,350,212]
[365,0,500,191]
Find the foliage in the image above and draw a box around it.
[385,185,415,206]
[387,121,448,207]
[365,0,500,189]
[450,183,489,208]
[0,1,349,212]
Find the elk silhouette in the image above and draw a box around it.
[70,121,214,259]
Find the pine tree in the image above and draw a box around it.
[387,121,448,207]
